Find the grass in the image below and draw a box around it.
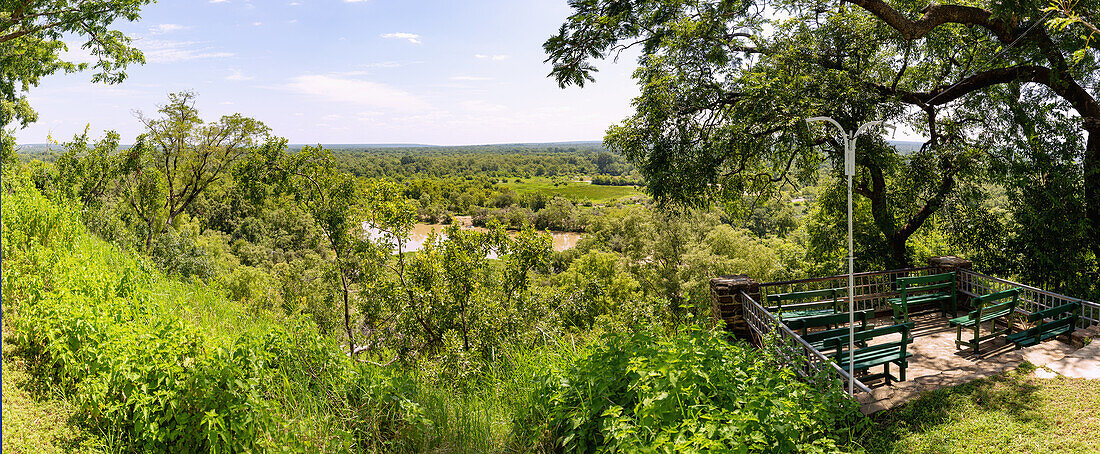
[500,177,644,203]
[860,363,1100,454]
[2,323,108,454]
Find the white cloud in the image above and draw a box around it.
[150,24,189,34]
[461,100,506,113]
[252,22,262,26]
[282,74,430,112]
[450,76,493,81]
[287,19,298,24]
[345,0,370,2]
[365,61,403,68]
[226,69,253,81]
[137,39,234,63]
[475,54,509,61]
[381,32,421,44]
[210,0,228,3]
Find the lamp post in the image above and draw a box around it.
[806,116,891,395]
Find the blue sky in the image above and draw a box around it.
[14,0,641,145]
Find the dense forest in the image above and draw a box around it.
[3,0,1100,452]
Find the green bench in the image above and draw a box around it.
[823,322,914,385]
[766,287,846,322]
[948,288,1019,353]
[785,310,875,350]
[889,272,957,324]
[1006,301,1082,348]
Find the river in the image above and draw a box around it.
[362,217,582,253]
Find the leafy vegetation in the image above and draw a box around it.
[517,328,862,453]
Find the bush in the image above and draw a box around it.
[3,187,280,451]
[516,327,863,453]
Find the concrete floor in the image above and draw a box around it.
[849,312,1078,414]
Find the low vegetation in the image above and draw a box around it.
[861,364,1100,454]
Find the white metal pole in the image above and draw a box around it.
[809,117,891,395]
[846,134,855,396]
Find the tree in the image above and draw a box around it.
[547,0,1100,268]
[137,91,271,238]
[55,127,123,206]
[1,0,152,127]
[243,142,367,354]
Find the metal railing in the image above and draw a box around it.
[759,267,937,312]
[741,290,872,395]
[958,269,1099,329]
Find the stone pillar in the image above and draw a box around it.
[928,256,973,312]
[927,255,972,273]
[710,274,759,341]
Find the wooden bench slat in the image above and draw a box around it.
[824,322,914,384]
[766,287,844,302]
[891,272,957,324]
[1008,304,1079,348]
[953,289,1018,353]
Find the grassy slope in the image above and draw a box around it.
[862,363,1100,454]
[501,177,643,203]
[2,324,106,454]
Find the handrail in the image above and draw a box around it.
[740,290,872,395]
[958,268,1099,328]
[759,267,934,288]
[757,266,938,313]
[959,269,1095,304]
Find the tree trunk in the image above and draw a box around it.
[886,233,912,269]
[459,293,471,352]
[1085,119,1100,265]
[860,160,952,270]
[341,271,356,356]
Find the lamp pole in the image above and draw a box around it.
[806,116,890,395]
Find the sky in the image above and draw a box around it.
[13,0,643,145]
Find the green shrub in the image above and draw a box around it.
[3,187,278,451]
[516,327,863,453]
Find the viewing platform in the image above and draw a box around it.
[711,257,1100,414]
[852,311,1081,413]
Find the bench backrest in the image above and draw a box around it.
[965,288,1019,321]
[766,287,844,303]
[1027,301,1082,324]
[766,287,845,312]
[897,271,956,297]
[784,309,873,332]
[823,322,913,352]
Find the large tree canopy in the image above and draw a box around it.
[1,0,151,128]
[546,0,1100,268]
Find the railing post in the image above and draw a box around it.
[710,274,759,341]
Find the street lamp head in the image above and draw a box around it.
[806,116,844,135]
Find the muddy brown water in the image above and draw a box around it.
[362,218,582,253]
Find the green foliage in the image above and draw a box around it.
[2,186,277,451]
[136,91,271,232]
[517,327,862,453]
[54,128,124,207]
[546,0,1100,271]
[1,0,152,127]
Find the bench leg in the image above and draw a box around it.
[899,361,906,382]
[883,362,891,385]
[973,322,983,354]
